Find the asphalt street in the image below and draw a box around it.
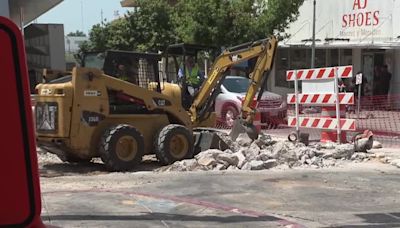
[40,162,400,228]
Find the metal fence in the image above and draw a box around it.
[214,94,400,148]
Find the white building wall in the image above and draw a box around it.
[284,0,397,44]
[0,0,9,17]
[270,0,400,97]
[48,24,66,70]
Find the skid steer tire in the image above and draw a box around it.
[99,124,144,171]
[155,124,194,165]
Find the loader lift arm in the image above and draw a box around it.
[189,36,278,130]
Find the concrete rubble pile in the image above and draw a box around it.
[157,132,385,172]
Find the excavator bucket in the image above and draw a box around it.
[229,118,259,141]
[193,128,230,154]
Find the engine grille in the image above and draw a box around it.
[258,99,282,109]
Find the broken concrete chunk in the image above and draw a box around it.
[233,151,246,169]
[256,153,271,162]
[333,144,355,159]
[272,141,288,156]
[351,152,368,161]
[321,142,337,149]
[214,163,227,170]
[195,149,224,160]
[243,159,278,170]
[372,141,383,149]
[390,159,400,168]
[217,153,239,166]
[197,156,217,167]
[246,160,265,170]
[263,159,278,169]
[242,143,260,160]
[375,153,385,159]
[253,133,273,148]
[224,149,234,154]
[235,133,253,147]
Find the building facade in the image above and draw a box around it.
[0,0,63,27]
[269,0,400,99]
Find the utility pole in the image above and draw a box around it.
[101,9,104,23]
[311,0,316,68]
[81,0,84,32]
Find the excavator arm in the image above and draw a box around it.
[189,36,278,140]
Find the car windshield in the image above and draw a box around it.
[223,77,250,93]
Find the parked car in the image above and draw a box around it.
[215,76,287,128]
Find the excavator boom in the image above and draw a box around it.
[189,36,278,140]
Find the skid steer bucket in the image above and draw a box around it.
[193,128,230,154]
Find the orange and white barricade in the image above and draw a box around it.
[286,65,356,143]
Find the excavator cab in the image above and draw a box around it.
[163,43,220,110]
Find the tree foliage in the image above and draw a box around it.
[67,30,86,37]
[81,0,304,52]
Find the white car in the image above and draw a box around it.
[215,76,287,128]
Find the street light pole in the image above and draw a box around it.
[311,0,316,68]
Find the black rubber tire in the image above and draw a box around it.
[222,105,239,128]
[99,124,144,171]
[154,124,194,165]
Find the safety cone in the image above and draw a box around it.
[320,105,347,143]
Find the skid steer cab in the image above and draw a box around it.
[163,43,220,110]
[0,16,44,227]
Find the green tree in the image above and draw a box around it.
[128,0,177,52]
[82,0,176,53]
[173,0,305,47]
[81,0,304,52]
[67,30,86,37]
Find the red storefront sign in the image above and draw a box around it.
[342,0,380,28]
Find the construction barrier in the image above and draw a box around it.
[286,65,356,143]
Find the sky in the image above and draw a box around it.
[36,0,130,35]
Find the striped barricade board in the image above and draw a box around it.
[286,65,353,81]
[287,93,354,105]
[288,116,356,131]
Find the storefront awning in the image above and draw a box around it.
[9,0,63,26]
[280,40,400,50]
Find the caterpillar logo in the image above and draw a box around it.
[35,102,58,132]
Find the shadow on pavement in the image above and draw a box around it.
[40,158,163,177]
[326,212,400,228]
[42,212,280,224]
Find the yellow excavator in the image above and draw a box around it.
[34,36,278,171]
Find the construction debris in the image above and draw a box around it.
[157,131,388,172]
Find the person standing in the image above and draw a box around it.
[381,64,392,96]
[373,65,383,95]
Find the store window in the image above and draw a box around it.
[274,48,352,88]
[314,49,326,68]
[275,48,291,88]
[290,48,310,70]
[329,49,339,67]
[340,49,353,65]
